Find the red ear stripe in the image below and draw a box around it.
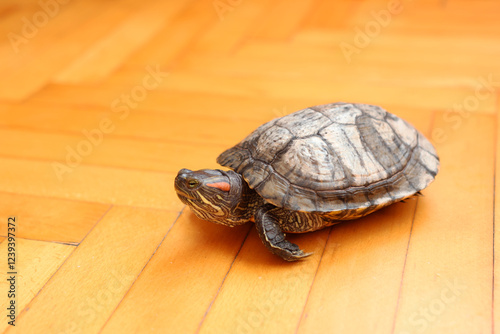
[206,182,231,192]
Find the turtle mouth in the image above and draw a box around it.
[175,189,196,201]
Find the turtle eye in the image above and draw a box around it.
[187,179,199,188]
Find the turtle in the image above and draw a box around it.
[174,102,439,261]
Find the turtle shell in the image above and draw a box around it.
[217,103,439,214]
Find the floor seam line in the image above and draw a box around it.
[98,206,186,333]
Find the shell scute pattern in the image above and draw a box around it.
[272,136,340,191]
[356,103,386,120]
[253,126,293,163]
[356,115,413,172]
[285,186,318,212]
[319,123,388,185]
[217,103,439,215]
[275,108,332,137]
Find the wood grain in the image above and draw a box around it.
[100,211,251,334]
[1,0,498,333]
[0,239,74,333]
[0,157,182,211]
[0,192,109,243]
[298,201,417,334]
[393,113,495,334]
[7,206,178,334]
[198,228,330,334]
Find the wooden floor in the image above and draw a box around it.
[0,0,499,333]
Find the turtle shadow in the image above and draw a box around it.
[312,200,419,267]
[243,199,417,268]
[177,211,253,260]
[180,211,304,268]
[180,199,417,268]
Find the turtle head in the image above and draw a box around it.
[174,168,252,226]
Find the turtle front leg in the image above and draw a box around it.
[255,204,312,261]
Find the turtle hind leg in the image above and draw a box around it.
[255,204,312,261]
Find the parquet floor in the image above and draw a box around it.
[0,0,499,333]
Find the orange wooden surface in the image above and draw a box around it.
[0,1,499,333]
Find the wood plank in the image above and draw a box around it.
[0,157,182,211]
[0,1,85,57]
[495,105,500,334]
[0,0,113,100]
[355,34,500,77]
[301,0,360,30]
[53,0,191,83]
[176,52,500,97]
[248,0,316,40]
[30,84,316,122]
[386,1,500,36]
[0,128,223,173]
[297,200,418,333]
[239,38,352,59]
[0,103,265,146]
[198,228,330,334]
[0,3,39,38]
[100,211,251,334]
[125,0,218,67]
[102,68,497,113]
[189,0,271,54]
[8,206,178,333]
[0,192,110,244]
[0,239,74,332]
[393,113,494,333]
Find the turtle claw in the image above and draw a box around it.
[284,249,313,262]
[273,240,312,261]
